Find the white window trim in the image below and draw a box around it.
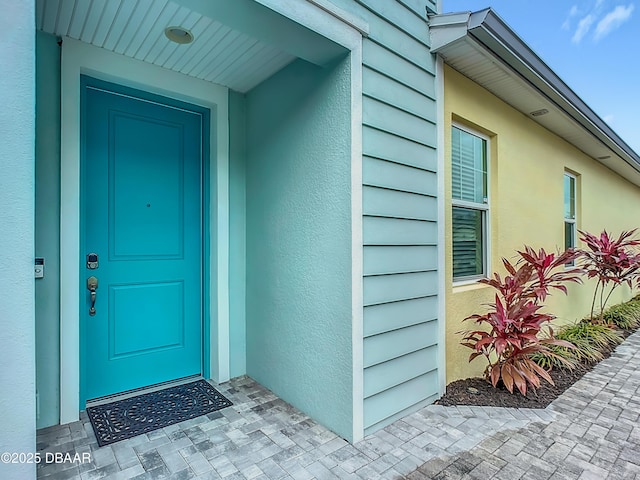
[451,122,491,285]
[564,171,577,223]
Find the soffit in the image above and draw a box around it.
[36,0,297,93]
[431,10,640,187]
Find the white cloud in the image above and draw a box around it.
[594,4,635,40]
[563,5,581,29]
[572,14,596,43]
[603,114,615,124]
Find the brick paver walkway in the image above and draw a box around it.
[35,331,640,480]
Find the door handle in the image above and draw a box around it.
[87,276,98,316]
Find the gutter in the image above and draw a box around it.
[430,9,640,174]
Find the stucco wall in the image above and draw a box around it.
[35,31,62,429]
[0,1,36,478]
[229,91,247,378]
[444,65,640,382]
[245,57,353,440]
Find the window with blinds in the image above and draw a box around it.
[564,172,577,263]
[451,125,489,280]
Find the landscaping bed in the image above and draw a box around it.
[442,231,640,409]
[437,323,637,409]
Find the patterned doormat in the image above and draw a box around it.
[86,380,233,446]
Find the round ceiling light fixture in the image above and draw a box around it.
[164,26,194,44]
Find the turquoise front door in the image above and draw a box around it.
[81,76,207,404]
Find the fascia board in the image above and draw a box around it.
[429,12,471,52]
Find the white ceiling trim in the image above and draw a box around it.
[36,0,296,93]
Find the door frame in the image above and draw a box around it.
[60,38,230,424]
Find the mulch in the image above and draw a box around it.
[436,327,635,409]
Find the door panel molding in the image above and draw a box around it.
[107,109,186,261]
[109,281,186,359]
[60,38,229,424]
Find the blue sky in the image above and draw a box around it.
[443,0,640,154]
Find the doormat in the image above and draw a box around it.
[86,380,233,446]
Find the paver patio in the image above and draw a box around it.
[36,330,640,480]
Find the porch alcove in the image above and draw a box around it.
[242,55,354,441]
[35,0,360,442]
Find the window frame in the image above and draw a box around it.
[451,122,491,285]
[564,171,577,263]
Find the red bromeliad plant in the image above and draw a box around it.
[461,247,582,396]
[578,229,640,323]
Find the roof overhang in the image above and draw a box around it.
[430,8,640,186]
[36,0,361,93]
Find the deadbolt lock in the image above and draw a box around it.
[86,253,99,269]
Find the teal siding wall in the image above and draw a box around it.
[229,91,247,378]
[245,58,353,440]
[333,0,440,434]
[35,31,61,429]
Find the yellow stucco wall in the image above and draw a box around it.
[444,65,640,382]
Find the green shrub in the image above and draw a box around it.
[629,300,640,316]
[533,320,622,369]
[624,300,640,320]
[530,344,577,370]
[602,306,633,329]
[557,335,604,364]
[603,302,640,330]
[557,320,622,349]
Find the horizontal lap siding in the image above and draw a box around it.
[364,296,437,337]
[364,271,437,306]
[363,68,435,122]
[364,320,438,367]
[363,370,439,430]
[363,97,436,147]
[363,42,436,101]
[363,126,437,170]
[364,345,438,396]
[363,216,437,245]
[340,0,439,434]
[363,245,437,275]
[398,0,438,17]
[363,156,437,194]
[363,186,436,221]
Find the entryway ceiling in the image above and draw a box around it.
[36,0,297,93]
